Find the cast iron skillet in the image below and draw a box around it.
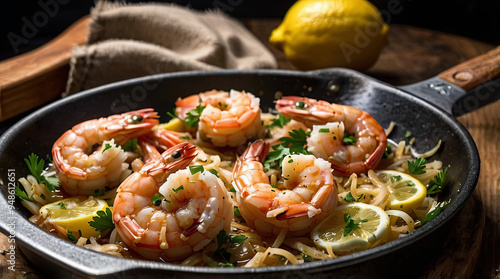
[0,47,498,278]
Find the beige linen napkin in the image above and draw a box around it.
[64,1,277,96]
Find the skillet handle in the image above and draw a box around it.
[438,46,500,91]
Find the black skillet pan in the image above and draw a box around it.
[0,47,499,278]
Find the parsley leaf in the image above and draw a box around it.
[189,165,204,175]
[213,230,246,264]
[24,153,59,192]
[121,138,138,151]
[423,199,451,224]
[58,202,66,209]
[208,169,219,177]
[172,185,184,193]
[67,230,78,243]
[407,158,427,175]
[14,183,33,201]
[264,128,311,171]
[151,193,162,206]
[268,114,291,129]
[184,105,206,127]
[343,214,368,237]
[344,192,356,202]
[342,132,357,145]
[89,207,115,233]
[234,206,242,217]
[427,167,448,195]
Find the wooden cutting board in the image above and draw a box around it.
[0,16,89,122]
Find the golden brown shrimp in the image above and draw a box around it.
[276,96,387,176]
[175,89,262,147]
[52,109,159,196]
[113,141,233,261]
[232,140,337,237]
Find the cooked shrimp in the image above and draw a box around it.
[175,89,262,147]
[232,140,337,237]
[276,96,387,176]
[52,109,159,196]
[113,141,233,261]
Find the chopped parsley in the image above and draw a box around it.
[189,165,204,175]
[383,145,393,158]
[184,104,206,127]
[24,153,59,192]
[407,158,427,175]
[121,138,138,151]
[208,169,219,177]
[94,189,105,197]
[344,192,356,202]
[58,202,66,209]
[390,175,403,182]
[343,214,368,237]
[67,230,78,243]
[179,135,190,141]
[172,185,184,193]
[427,167,448,195]
[423,199,451,224]
[213,230,246,266]
[268,114,290,129]
[342,132,357,145]
[405,131,412,138]
[102,142,119,153]
[234,206,242,217]
[89,207,115,233]
[264,128,311,171]
[318,128,330,133]
[151,193,162,206]
[14,183,33,202]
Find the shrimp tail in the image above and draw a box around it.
[145,129,191,153]
[275,204,310,220]
[233,140,270,178]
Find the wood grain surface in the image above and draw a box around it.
[0,19,499,279]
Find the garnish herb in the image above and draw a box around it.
[14,184,33,201]
[383,145,393,158]
[343,214,368,237]
[122,138,138,151]
[344,192,356,202]
[213,230,246,265]
[405,131,412,138]
[184,105,206,127]
[179,135,190,141]
[268,114,290,129]
[234,206,242,217]
[58,202,66,209]
[24,153,59,192]
[264,128,311,171]
[151,193,162,206]
[167,108,177,120]
[102,143,119,153]
[189,165,204,175]
[89,207,115,233]
[228,188,236,193]
[67,230,78,243]
[94,189,104,197]
[208,169,219,177]
[427,167,448,195]
[318,128,330,133]
[172,185,184,193]
[342,132,357,145]
[407,158,427,175]
[390,175,402,182]
[423,199,451,224]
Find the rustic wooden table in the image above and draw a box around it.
[0,19,498,278]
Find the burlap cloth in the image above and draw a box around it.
[64,1,277,96]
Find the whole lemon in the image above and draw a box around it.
[269,0,389,71]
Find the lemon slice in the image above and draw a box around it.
[158,118,187,132]
[39,196,109,238]
[311,202,389,254]
[376,170,427,213]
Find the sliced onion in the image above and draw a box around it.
[411,140,442,159]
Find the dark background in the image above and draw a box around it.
[1,0,499,61]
